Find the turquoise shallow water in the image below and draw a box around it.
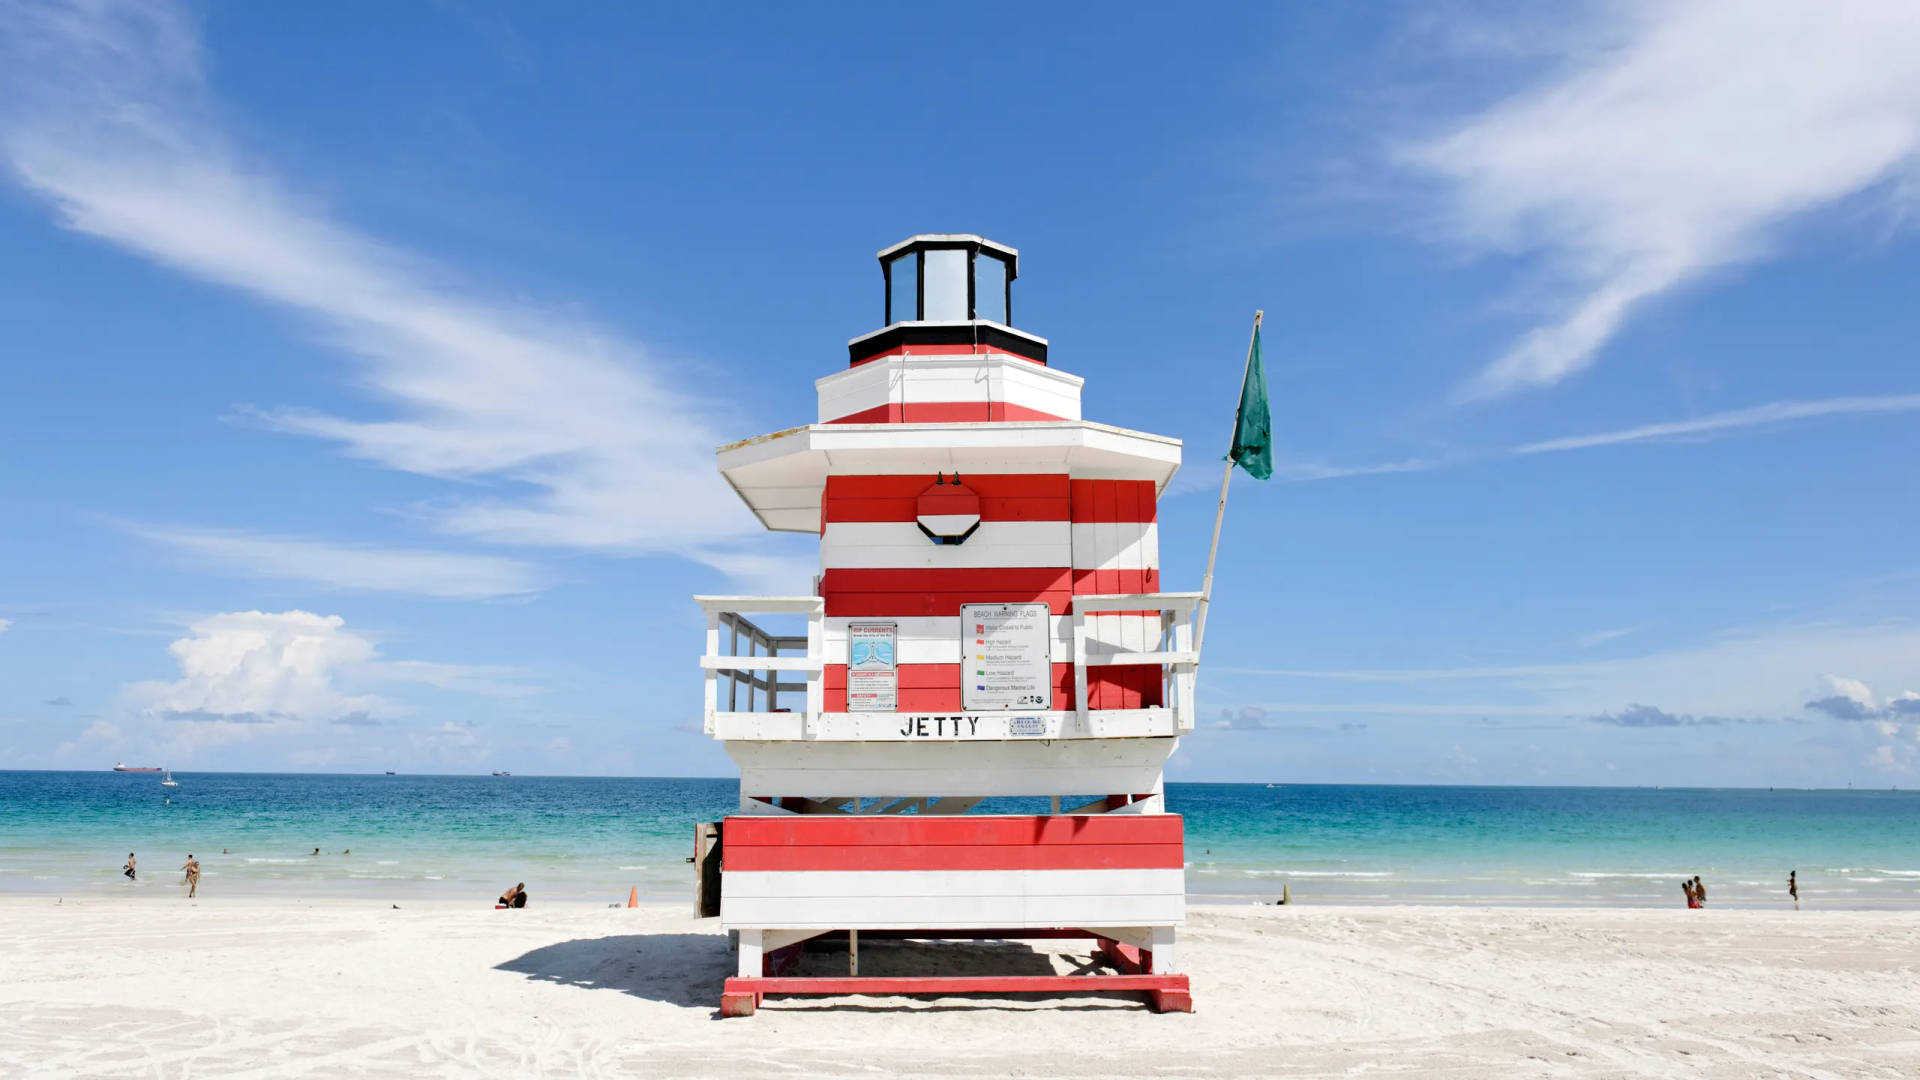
[3,771,1916,908]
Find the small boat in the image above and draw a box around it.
[113,763,164,773]
[160,770,178,787]
[491,770,511,777]
[385,771,396,775]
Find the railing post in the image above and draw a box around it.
[704,611,721,734]
[1172,606,1195,732]
[806,601,824,727]
[1072,607,1089,727]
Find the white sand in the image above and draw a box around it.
[3,898,1917,1078]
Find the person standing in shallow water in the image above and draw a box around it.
[181,854,200,898]
[1682,878,1699,908]
[1789,870,1798,910]
[123,853,136,882]
[1694,876,1707,907]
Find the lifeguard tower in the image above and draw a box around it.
[698,235,1197,1015]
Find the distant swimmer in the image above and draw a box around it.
[497,882,528,909]
[1789,870,1798,910]
[343,849,350,856]
[181,854,200,899]
[124,853,136,882]
[312,848,321,856]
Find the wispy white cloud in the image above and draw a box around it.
[0,0,768,575]
[0,618,10,633]
[1260,392,1920,484]
[1404,0,1920,397]
[1218,619,1920,750]
[1576,626,1639,649]
[1513,394,1920,454]
[135,526,549,600]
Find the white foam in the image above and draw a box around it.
[618,865,648,870]
[1243,869,1395,878]
[1568,872,1678,880]
[244,858,304,865]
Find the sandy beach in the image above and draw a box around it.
[3,899,1916,1078]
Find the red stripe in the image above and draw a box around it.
[825,402,1066,424]
[725,843,1183,872]
[821,567,1072,617]
[726,974,1188,995]
[824,663,1073,711]
[1070,479,1157,523]
[1070,568,1159,596]
[723,813,1182,846]
[851,344,1046,367]
[824,474,1068,523]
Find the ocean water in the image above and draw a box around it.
[2,771,1916,909]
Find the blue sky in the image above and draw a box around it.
[3,0,1918,785]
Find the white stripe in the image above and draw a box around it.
[1071,521,1158,572]
[820,615,1159,664]
[821,520,1070,569]
[815,355,1084,423]
[722,868,1183,929]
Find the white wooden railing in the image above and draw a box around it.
[697,596,825,739]
[696,592,1199,740]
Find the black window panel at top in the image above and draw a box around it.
[883,243,1014,325]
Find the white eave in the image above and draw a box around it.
[716,421,1185,534]
[876,234,1019,263]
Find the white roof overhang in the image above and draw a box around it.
[716,421,1184,534]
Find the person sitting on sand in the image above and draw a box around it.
[124,853,136,882]
[497,882,527,909]
[181,854,200,899]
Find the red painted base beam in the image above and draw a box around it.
[719,973,1192,1017]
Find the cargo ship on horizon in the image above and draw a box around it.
[111,763,163,773]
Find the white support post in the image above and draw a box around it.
[737,929,764,978]
[1149,926,1179,974]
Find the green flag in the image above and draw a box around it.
[1227,323,1272,480]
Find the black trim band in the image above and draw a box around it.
[849,323,1048,365]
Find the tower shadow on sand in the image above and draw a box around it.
[495,933,1119,1012]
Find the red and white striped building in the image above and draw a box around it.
[700,235,1196,1015]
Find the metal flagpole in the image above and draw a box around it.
[1192,309,1262,665]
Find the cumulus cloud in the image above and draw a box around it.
[1587,704,1748,727]
[44,696,71,707]
[117,610,534,750]
[123,611,385,728]
[1405,0,1920,397]
[0,0,774,580]
[1804,674,1920,721]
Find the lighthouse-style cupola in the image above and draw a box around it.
[698,235,1198,1016]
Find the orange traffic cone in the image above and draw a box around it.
[627,885,638,909]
